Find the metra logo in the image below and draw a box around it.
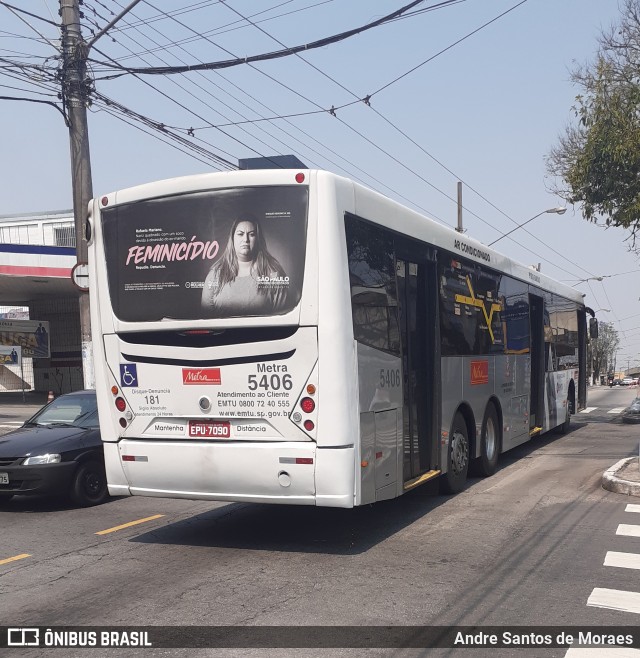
[470,360,489,385]
[182,368,221,385]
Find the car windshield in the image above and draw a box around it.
[27,393,99,429]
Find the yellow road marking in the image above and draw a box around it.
[0,553,31,565]
[96,514,165,535]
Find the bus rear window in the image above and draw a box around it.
[101,186,308,322]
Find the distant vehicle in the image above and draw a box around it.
[622,378,634,386]
[0,390,107,506]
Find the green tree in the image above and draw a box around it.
[547,0,640,249]
[592,321,620,384]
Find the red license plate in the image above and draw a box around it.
[188,420,231,438]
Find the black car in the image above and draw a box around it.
[0,390,107,506]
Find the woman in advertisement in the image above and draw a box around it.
[201,218,289,316]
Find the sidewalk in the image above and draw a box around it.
[603,457,640,497]
[0,390,49,423]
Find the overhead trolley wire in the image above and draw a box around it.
[87,0,437,76]
[126,0,448,219]
[110,0,338,63]
[217,0,598,283]
[98,4,293,163]
[92,90,238,169]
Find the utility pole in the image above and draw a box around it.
[59,0,142,389]
[60,0,94,389]
[456,181,463,233]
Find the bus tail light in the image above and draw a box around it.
[115,397,126,412]
[291,366,318,438]
[300,397,315,413]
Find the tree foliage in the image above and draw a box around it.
[592,321,620,381]
[547,0,640,249]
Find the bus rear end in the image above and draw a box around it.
[88,170,356,507]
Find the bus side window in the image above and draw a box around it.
[345,215,400,356]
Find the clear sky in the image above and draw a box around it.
[2,0,638,371]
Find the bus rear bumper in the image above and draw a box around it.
[103,441,355,508]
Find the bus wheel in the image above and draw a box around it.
[476,404,500,477]
[559,396,571,434]
[441,412,469,494]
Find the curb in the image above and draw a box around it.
[602,457,640,497]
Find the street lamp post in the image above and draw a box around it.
[488,206,567,247]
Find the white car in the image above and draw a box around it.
[622,378,634,386]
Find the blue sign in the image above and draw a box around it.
[120,363,138,387]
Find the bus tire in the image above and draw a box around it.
[69,460,108,507]
[440,412,469,494]
[475,403,500,477]
[559,397,571,434]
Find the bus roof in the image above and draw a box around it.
[95,168,585,306]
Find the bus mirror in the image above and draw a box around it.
[589,317,598,339]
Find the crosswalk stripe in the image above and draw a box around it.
[617,524,640,538]
[587,587,640,614]
[626,504,640,514]
[580,407,597,414]
[604,551,640,570]
[608,408,625,414]
[566,650,640,657]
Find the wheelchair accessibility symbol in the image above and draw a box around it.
[120,364,138,387]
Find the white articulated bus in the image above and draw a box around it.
[87,169,591,507]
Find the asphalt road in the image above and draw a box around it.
[1,386,639,657]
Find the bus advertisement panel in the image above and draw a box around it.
[101,186,308,321]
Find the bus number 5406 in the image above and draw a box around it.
[248,374,293,391]
[380,369,401,388]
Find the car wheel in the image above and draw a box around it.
[440,412,469,494]
[70,460,108,507]
[475,403,500,477]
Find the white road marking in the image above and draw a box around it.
[566,650,640,657]
[604,551,640,570]
[587,587,640,614]
[580,407,597,414]
[608,407,626,414]
[626,504,640,514]
[0,423,22,428]
[617,524,640,538]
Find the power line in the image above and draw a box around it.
[88,0,435,76]
[131,0,449,219]
[92,92,237,169]
[0,1,59,27]
[109,0,337,63]
[216,0,599,284]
